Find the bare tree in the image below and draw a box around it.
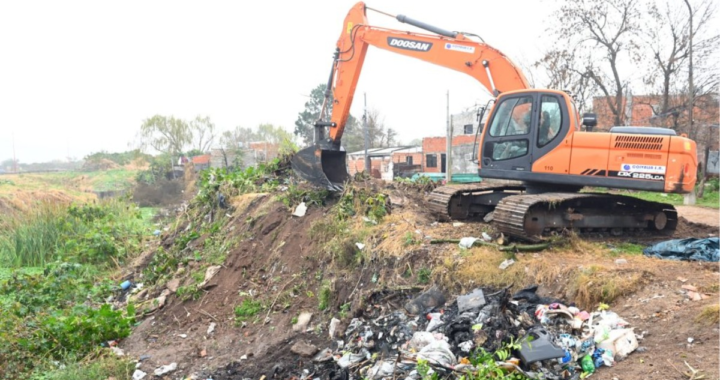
[556,0,642,126]
[640,0,718,135]
[533,48,598,114]
[189,116,216,153]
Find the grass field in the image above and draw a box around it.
[0,169,137,196]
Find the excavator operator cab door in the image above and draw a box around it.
[480,91,568,178]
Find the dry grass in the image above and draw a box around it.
[696,304,720,325]
[568,264,649,309]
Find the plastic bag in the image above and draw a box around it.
[418,340,457,367]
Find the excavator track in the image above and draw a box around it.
[493,193,678,242]
[428,183,524,221]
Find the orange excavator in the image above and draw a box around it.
[291,2,698,241]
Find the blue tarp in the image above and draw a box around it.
[643,237,720,262]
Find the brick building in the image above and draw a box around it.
[422,108,482,174]
[347,146,422,180]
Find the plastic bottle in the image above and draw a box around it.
[581,354,595,374]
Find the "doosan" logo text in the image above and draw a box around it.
[387,37,433,52]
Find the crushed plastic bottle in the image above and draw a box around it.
[581,354,595,374]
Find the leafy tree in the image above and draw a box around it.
[138,115,192,155]
[295,83,361,149]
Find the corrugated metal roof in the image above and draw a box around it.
[347,146,420,157]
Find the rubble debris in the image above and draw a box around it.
[207,322,216,335]
[291,341,319,357]
[292,312,312,332]
[643,237,719,262]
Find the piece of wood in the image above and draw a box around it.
[429,239,549,252]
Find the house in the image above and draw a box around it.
[191,154,211,172]
[347,146,422,180]
[422,109,482,174]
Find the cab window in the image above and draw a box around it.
[538,95,562,147]
[489,96,533,137]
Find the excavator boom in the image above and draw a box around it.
[291,2,529,189]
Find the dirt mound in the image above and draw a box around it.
[119,179,720,380]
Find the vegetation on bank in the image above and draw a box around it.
[0,200,152,379]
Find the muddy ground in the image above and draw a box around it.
[120,180,719,380]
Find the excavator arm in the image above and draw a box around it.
[292,2,530,189]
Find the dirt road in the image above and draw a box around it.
[676,206,719,230]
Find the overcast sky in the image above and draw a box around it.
[0,1,558,163]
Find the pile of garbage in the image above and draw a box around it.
[306,285,639,380]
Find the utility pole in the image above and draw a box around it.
[364,92,370,173]
[12,131,17,173]
[684,0,694,140]
[683,0,697,205]
[446,90,452,183]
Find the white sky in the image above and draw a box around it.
[0,0,557,163]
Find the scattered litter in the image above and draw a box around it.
[643,237,719,262]
[688,337,694,343]
[120,280,132,290]
[153,362,177,376]
[481,232,492,241]
[483,212,494,222]
[363,216,378,225]
[313,348,333,363]
[207,322,216,335]
[404,286,446,315]
[355,242,366,250]
[198,265,222,289]
[153,229,161,236]
[178,334,187,338]
[273,284,639,380]
[518,327,565,364]
[328,318,340,339]
[458,237,478,249]
[132,369,147,380]
[498,258,515,270]
[199,348,207,357]
[457,288,486,312]
[681,284,698,292]
[110,346,124,356]
[614,258,627,265]
[292,312,312,332]
[292,202,307,217]
[452,222,465,227]
[418,340,456,367]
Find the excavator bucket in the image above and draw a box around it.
[291,145,349,191]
